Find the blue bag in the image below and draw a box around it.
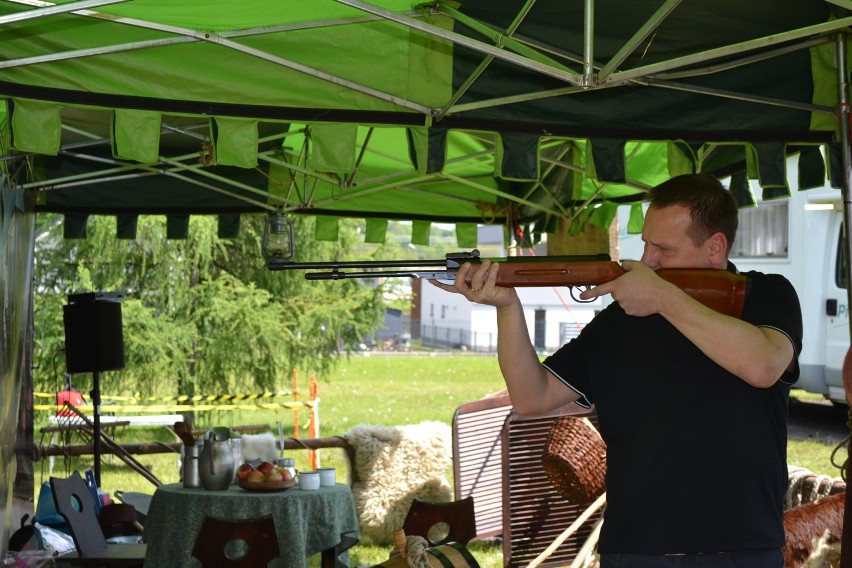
[34,481,66,528]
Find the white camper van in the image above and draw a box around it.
[618,179,848,405]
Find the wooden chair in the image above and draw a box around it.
[402,497,477,547]
[191,515,280,567]
[50,471,145,567]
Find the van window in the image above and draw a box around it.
[730,202,788,258]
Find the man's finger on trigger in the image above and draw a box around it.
[579,283,610,300]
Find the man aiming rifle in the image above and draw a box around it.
[430,174,803,568]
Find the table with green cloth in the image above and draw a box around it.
[143,482,360,567]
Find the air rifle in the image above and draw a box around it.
[268,249,747,318]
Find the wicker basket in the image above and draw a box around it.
[541,416,607,503]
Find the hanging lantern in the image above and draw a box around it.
[262,211,294,261]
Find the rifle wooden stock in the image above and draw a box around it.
[472,261,747,319]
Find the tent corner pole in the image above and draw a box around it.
[834,32,852,568]
[583,0,594,86]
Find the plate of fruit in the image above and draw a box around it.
[236,461,296,492]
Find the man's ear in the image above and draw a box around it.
[707,232,728,267]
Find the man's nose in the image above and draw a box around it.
[641,248,658,270]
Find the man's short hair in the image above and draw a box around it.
[648,174,739,249]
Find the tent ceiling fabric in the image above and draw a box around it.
[0,0,850,242]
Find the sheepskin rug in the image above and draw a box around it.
[343,421,453,545]
[240,432,277,463]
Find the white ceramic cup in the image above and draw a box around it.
[299,471,320,491]
[317,467,336,487]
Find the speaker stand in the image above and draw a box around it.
[90,370,102,487]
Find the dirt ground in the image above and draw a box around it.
[787,396,849,443]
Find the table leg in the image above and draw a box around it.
[321,532,359,568]
[321,549,334,568]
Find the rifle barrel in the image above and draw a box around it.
[268,259,458,271]
[267,252,611,272]
[305,270,455,281]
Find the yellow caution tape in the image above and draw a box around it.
[35,401,314,413]
[34,391,296,403]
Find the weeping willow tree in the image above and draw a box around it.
[31,213,389,400]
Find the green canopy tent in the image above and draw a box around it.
[2,0,849,240]
[3,0,852,561]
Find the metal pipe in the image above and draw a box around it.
[609,16,852,85]
[583,0,594,87]
[0,0,128,25]
[834,32,852,568]
[836,34,852,350]
[335,0,583,86]
[597,0,682,83]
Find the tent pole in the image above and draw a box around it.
[834,32,852,568]
[583,0,594,86]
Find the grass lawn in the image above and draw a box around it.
[33,354,846,567]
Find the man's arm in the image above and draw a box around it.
[495,295,582,414]
[430,260,580,414]
[581,261,795,387]
[656,287,795,387]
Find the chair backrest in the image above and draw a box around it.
[402,497,477,547]
[191,515,280,567]
[452,393,512,540]
[50,471,107,556]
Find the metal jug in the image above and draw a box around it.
[198,427,234,490]
[182,445,201,489]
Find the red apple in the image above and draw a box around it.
[278,468,293,482]
[236,463,255,482]
[246,469,265,483]
[263,469,283,482]
[256,461,275,475]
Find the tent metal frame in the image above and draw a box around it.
[26,119,639,222]
[0,0,848,125]
[3,0,849,227]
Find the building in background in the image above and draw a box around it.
[412,226,604,353]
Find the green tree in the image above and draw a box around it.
[32,212,387,400]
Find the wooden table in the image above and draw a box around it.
[143,483,360,567]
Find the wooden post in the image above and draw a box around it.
[292,368,299,440]
[308,374,319,469]
[547,217,617,258]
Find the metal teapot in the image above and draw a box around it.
[198,427,234,490]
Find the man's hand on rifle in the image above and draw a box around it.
[429,260,519,308]
[579,260,679,317]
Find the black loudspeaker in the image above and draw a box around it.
[63,292,125,374]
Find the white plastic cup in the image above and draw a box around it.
[317,467,336,487]
[299,471,320,491]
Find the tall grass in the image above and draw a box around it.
[35,354,845,567]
